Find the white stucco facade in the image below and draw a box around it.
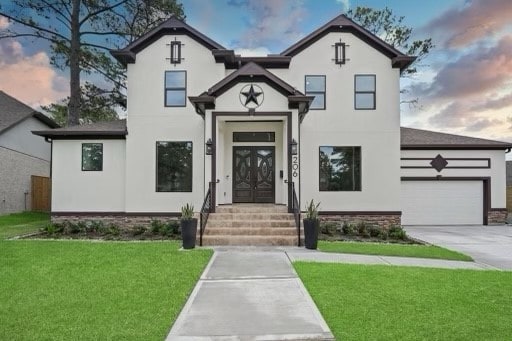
[42,14,510,226]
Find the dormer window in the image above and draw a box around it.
[334,42,346,65]
[168,41,182,65]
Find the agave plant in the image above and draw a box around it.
[181,203,195,220]
[304,199,320,221]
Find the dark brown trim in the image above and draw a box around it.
[400,157,491,169]
[401,145,512,150]
[401,176,491,225]
[32,131,127,139]
[212,111,293,212]
[51,212,181,217]
[319,211,401,216]
[489,208,508,212]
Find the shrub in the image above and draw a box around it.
[86,220,105,234]
[161,220,180,237]
[41,223,63,235]
[132,225,147,236]
[320,222,338,236]
[150,219,164,234]
[107,223,120,236]
[380,230,389,240]
[342,222,354,235]
[357,222,370,238]
[66,222,82,234]
[388,225,407,240]
[368,225,381,238]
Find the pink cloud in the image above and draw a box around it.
[0,16,8,30]
[424,0,512,48]
[0,39,68,109]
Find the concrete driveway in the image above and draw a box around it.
[405,225,512,270]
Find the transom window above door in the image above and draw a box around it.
[305,75,326,110]
[165,71,186,107]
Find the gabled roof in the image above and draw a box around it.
[281,14,416,71]
[212,50,291,69]
[111,16,225,66]
[0,91,58,135]
[401,127,512,150]
[33,119,127,140]
[189,62,313,120]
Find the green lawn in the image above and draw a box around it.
[0,211,49,239]
[0,240,212,340]
[318,240,472,261]
[295,262,512,340]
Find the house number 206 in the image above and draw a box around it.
[292,156,299,177]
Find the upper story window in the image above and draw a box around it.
[165,71,186,107]
[319,146,361,191]
[305,75,326,110]
[156,141,193,192]
[334,42,346,64]
[82,143,103,171]
[354,75,376,110]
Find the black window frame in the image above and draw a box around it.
[81,143,103,172]
[334,42,346,65]
[319,146,362,192]
[170,41,182,64]
[164,70,187,107]
[354,74,376,110]
[156,141,193,192]
[305,75,326,110]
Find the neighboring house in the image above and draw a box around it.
[33,14,511,236]
[0,91,58,214]
[507,161,512,186]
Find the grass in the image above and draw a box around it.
[0,240,212,340]
[295,262,512,340]
[0,211,49,239]
[318,240,472,261]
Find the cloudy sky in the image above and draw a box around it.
[0,0,511,147]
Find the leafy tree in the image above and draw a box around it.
[0,0,185,126]
[347,6,433,106]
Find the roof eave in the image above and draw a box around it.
[32,130,127,139]
[401,144,512,150]
[110,50,136,66]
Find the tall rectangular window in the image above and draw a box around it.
[334,42,346,64]
[319,146,361,191]
[156,141,192,192]
[165,71,186,107]
[305,75,326,110]
[355,75,376,110]
[82,143,103,171]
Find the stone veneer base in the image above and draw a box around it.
[51,214,182,228]
[319,213,401,229]
[488,209,508,225]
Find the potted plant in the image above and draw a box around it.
[303,199,320,249]
[180,203,197,249]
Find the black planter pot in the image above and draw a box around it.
[303,218,319,250]
[180,218,198,249]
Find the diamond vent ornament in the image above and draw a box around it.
[430,154,448,172]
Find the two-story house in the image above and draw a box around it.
[34,14,511,245]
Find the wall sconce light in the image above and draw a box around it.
[290,138,298,155]
[205,138,213,155]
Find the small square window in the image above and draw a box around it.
[82,143,103,171]
[165,71,186,107]
[354,75,376,110]
[305,75,326,110]
[319,146,361,191]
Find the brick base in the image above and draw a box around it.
[319,213,401,229]
[488,209,508,225]
[51,214,181,228]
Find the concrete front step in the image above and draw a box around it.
[209,213,294,221]
[207,219,296,228]
[205,227,298,236]
[200,235,299,246]
[216,204,289,214]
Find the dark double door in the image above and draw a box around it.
[233,146,275,203]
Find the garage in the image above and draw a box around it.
[401,180,484,225]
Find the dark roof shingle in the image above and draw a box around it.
[0,91,58,134]
[401,127,512,149]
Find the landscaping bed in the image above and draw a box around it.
[0,240,212,340]
[319,221,418,244]
[295,262,512,340]
[30,219,183,240]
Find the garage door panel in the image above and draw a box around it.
[401,181,483,225]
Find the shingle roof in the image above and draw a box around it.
[401,127,512,149]
[32,119,127,139]
[0,91,58,134]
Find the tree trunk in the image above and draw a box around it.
[67,0,81,126]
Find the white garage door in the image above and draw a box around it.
[401,181,483,225]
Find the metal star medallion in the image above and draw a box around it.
[240,84,263,107]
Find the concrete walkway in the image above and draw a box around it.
[167,250,335,340]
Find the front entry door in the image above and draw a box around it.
[233,146,275,203]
